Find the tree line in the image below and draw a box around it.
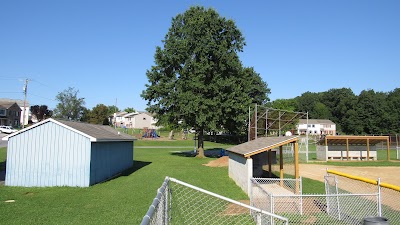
[30,87,135,125]
[268,88,400,135]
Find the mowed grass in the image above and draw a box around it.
[0,143,245,225]
[1,140,397,224]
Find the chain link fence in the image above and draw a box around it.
[327,169,400,224]
[251,176,382,224]
[141,177,289,225]
[270,144,296,177]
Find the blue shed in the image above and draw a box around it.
[2,118,135,187]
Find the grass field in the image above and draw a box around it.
[0,141,243,225]
[1,138,398,224]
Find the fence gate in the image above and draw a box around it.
[324,175,341,220]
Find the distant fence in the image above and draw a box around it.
[327,169,400,224]
[369,133,400,160]
[141,177,289,225]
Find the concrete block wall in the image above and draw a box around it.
[228,153,252,194]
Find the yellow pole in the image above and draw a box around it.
[327,169,400,192]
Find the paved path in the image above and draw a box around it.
[0,133,7,148]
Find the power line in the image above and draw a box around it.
[30,79,57,90]
[30,93,56,101]
[0,76,23,80]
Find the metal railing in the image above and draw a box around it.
[142,177,289,225]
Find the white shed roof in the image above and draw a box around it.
[2,118,136,142]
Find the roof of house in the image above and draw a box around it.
[0,101,20,109]
[318,135,389,145]
[0,98,28,108]
[136,111,157,117]
[299,119,335,125]
[123,112,139,118]
[2,118,136,142]
[114,111,129,117]
[227,136,298,158]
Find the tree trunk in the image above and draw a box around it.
[168,130,174,140]
[196,129,205,158]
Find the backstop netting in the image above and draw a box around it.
[248,105,311,163]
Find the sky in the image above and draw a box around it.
[1,1,399,112]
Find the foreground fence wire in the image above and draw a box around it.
[141,177,289,225]
[327,169,400,224]
[251,177,381,225]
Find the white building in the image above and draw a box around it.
[112,111,160,129]
[130,111,160,129]
[297,119,336,136]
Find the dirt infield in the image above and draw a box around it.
[204,157,400,186]
[299,164,400,186]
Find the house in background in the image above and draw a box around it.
[2,118,135,187]
[112,111,129,127]
[123,112,140,128]
[0,98,29,127]
[0,101,22,127]
[130,111,160,129]
[297,119,336,136]
[111,111,160,129]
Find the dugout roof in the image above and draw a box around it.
[318,135,389,145]
[227,136,298,158]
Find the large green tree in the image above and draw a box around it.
[386,88,400,133]
[124,107,136,113]
[90,104,110,125]
[30,105,52,122]
[108,105,119,115]
[54,87,85,121]
[320,88,356,133]
[141,6,269,157]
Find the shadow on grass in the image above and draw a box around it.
[102,160,152,184]
[204,134,247,145]
[170,148,228,158]
[121,160,152,176]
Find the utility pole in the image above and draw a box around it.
[22,79,29,129]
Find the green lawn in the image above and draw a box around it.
[0,144,244,225]
[1,139,397,224]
